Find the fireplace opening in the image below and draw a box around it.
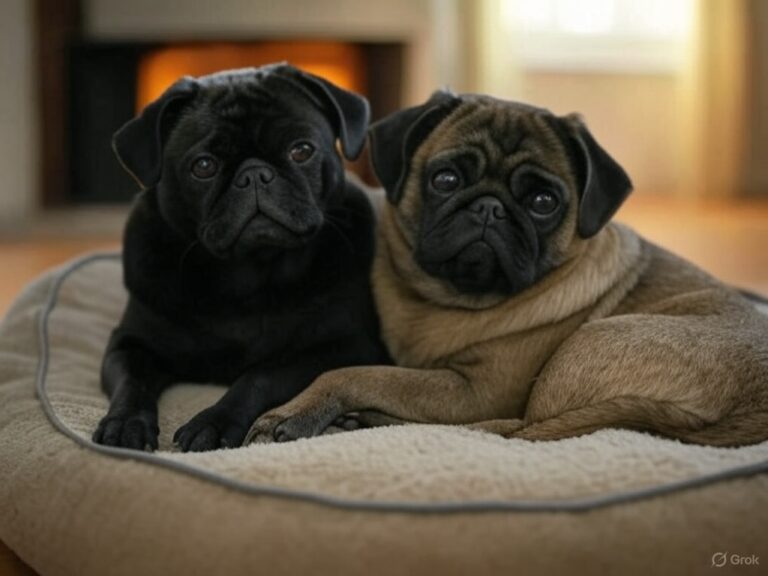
[66,40,402,205]
[136,42,366,112]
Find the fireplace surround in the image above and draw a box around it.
[36,0,445,208]
[67,39,402,203]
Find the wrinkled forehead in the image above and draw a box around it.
[197,72,321,120]
[174,75,327,143]
[198,82,276,122]
[417,98,574,183]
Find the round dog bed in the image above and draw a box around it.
[0,254,767,576]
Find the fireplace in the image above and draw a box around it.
[65,39,403,204]
[136,42,367,111]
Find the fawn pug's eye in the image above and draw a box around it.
[528,192,559,216]
[431,169,460,192]
[289,142,315,163]
[191,156,219,180]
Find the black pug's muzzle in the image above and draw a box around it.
[200,159,324,259]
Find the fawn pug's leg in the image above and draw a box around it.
[246,366,495,443]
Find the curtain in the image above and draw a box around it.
[679,0,749,198]
[744,0,768,196]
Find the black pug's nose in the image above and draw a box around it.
[470,196,506,221]
[234,164,275,189]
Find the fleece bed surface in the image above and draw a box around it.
[0,253,766,576]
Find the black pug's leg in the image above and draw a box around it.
[173,344,361,452]
[93,347,172,451]
[172,371,267,452]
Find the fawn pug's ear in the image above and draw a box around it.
[112,77,200,189]
[369,90,461,204]
[559,114,633,238]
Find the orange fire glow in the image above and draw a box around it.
[136,41,366,113]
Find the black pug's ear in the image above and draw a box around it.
[278,67,370,161]
[560,114,633,238]
[369,90,461,204]
[112,77,199,189]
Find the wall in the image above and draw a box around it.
[522,72,683,195]
[463,0,687,197]
[0,0,37,227]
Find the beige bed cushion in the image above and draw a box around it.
[0,253,766,576]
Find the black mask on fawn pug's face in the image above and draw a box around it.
[113,64,369,259]
[369,92,632,297]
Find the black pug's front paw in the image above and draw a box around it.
[93,410,159,451]
[173,406,249,452]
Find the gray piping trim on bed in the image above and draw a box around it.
[34,253,768,515]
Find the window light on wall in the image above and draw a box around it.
[500,0,696,73]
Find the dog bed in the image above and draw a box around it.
[0,253,766,576]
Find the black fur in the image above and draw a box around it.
[93,64,388,452]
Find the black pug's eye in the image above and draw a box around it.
[191,156,219,180]
[528,192,559,216]
[289,142,315,163]
[431,169,460,192]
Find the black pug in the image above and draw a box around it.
[93,64,389,452]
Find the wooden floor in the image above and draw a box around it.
[0,195,767,574]
[615,195,768,295]
[0,239,119,316]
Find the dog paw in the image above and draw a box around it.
[271,412,329,443]
[173,407,249,452]
[245,400,344,445]
[332,413,364,431]
[92,410,159,451]
[244,411,286,445]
